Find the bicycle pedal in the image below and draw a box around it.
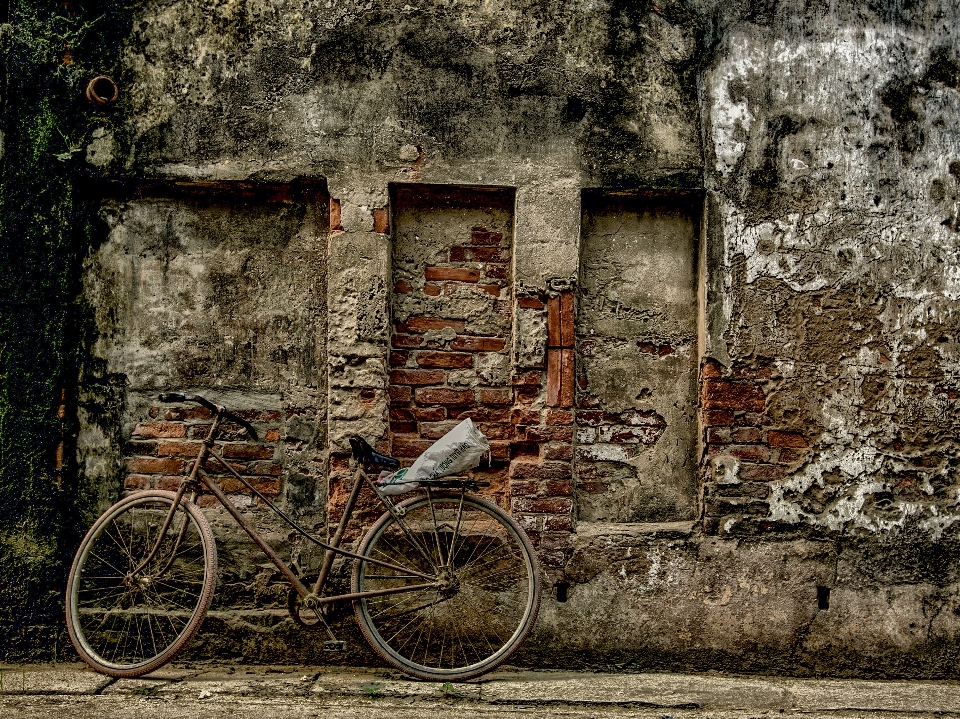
[323,640,346,652]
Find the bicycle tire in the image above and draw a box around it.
[351,492,541,681]
[66,490,217,677]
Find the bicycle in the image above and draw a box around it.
[65,393,541,681]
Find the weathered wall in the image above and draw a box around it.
[6,0,960,676]
[576,193,701,523]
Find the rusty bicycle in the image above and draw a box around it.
[65,393,541,681]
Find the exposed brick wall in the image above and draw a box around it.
[389,224,514,507]
[123,403,283,508]
[700,359,812,535]
[508,292,576,571]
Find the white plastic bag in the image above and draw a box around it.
[374,418,490,495]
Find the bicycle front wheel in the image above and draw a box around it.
[66,490,217,677]
[352,492,541,681]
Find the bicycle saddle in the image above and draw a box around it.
[349,436,400,470]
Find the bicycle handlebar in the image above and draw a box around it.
[158,393,259,441]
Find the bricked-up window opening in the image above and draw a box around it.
[576,191,702,524]
[388,184,516,510]
[81,180,329,521]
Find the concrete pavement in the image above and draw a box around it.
[2,663,960,717]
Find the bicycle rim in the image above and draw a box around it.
[66,490,217,677]
[352,493,540,680]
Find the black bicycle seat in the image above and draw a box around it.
[349,436,400,470]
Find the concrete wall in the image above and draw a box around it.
[65,0,960,676]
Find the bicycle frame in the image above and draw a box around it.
[143,409,452,623]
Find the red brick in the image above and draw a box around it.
[235,410,282,423]
[388,385,412,403]
[330,198,342,231]
[390,350,410,366]
[485,264,508,279]
[195,494,222,508]
[188,424,213,439]
[392,437,436,457]
[157,440,204,457]
[700,358,726,379]
[509,461,572,481]
[471,227,503,245]
[559,349,574,407]
[128,440,157,456]
[416,351,473,369]
[478,388,513,405]
[737,411,771,427]
[391,421,417,434]
[424,267,480,283]
[478,284,502,297]
[218,476,247,493]
[412,406,446,421]
[546,480,573,496]
[775,448,806,464]
[124,474,151,491]
[767,430,809,448]
[455,406,509,421]
[511,497,573,514]
[728,444,771,462]
[544,444,573,461]
[545,409,573,425]
[221,443,275,460]
[390,407,414,422]
[510,480,538,496]
[511,409,541,424]
[478,422,513,440]
[707,427,731,444]
[732,427,762,443]
[576,410,606,426]
[547,297,561,347]
[394,280,414,294]
[401,316,467,334]
[265,429,280,442]
[489,441,511,461]
[157,475,183,491]
[526,425,574,443]
[423,283,442,296]
[392,333,425,348]
[250,478,281,496]
[373,207,389,234]
[126,457,184,474]
[414,388,475,405]
[703,410,735,426]
[390,369,446,385]
[450,336,506,352]
[701,380,766,412]
[559,292,574,348]
[517,296,544,309]
[545,515,573,531]
[133,422,186,439]
[513,370,542,386]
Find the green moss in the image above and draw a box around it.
[0,0,135,659]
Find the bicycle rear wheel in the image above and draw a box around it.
[352,492,540,681]
[66,490,217,677]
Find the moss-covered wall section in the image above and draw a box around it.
[0,0,133,659]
